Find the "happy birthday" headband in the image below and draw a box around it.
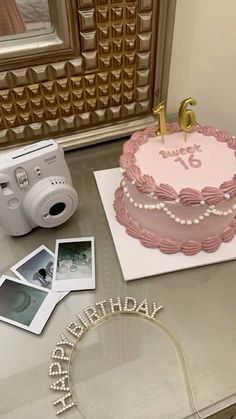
[48,296,202,418]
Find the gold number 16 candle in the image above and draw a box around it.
[178,97,197,142]
[153,101,168,143]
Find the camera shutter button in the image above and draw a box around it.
[8,198,19,208]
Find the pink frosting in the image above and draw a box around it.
[136,175,156,194]
[221,226,235,242]
[166,122,182,133]
[201,186,224,204]
[182,241,202,256]
[113,187,236,255]
[201,236,222,252]
[227,138,236,150]
[159,239,181,254]
[198,126,216,137]
[198,126,231,142]
[220,180,236,196]
[155,184,177,201]
[231,219,236,232]
[140,231,161,248]
[179,188,203,205]
[213,129,232,142]
[119,153,135,169]
[120,123,236,206]
[123,139,139,154]
[114,188,130,226]
[143,125,157,138]
[125,165,141,182]
[126,220,143,239]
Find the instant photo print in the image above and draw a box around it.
[11,245,54,290]
[0,276,59,334]
[52,237,95,292]
[10,245,68,303]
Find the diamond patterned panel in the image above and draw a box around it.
[79,0,95,7]
[138,11,152,32]
[0,0,155,136]
[78,9,95,30]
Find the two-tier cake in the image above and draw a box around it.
[114,123,236,255]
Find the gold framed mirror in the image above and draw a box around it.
[0,0,79,70]
[0,0,176,150]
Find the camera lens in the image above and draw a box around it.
[49,202,66,216]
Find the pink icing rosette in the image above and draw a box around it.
[213,129,232,142]
[136,175,156,194]
[126,220,143,239]
[114,188,130,226]
[155,183,178,201]
[201,186,224,204]
[130,131,146,146]
[221,226,235,242]
[230,218,236,233]
[179,188,203,206]
[198,126,216,136]
[181,241,202,255]
[125,165,141,182]
[114,187,123,203]
[140,231,161,248]
[144,124,157,138]
[227,138,236,150]
[202,236,222,252]
[220,180,236,196]
[119,152,135,169]
[159,238,181,254]
[166,122,182,134]
[123,139,140,154]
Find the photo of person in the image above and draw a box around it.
[0,278,47,326]
[11,245,54,290]
[52,237,95,292]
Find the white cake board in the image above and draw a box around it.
[94,168,236,281]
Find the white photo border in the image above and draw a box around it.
[52,237,95,292]
[10,244,55,291]
[0,275,59,334]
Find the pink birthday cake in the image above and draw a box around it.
[113,123,236,255]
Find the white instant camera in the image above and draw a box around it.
[0,140,78,236]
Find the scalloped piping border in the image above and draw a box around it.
[114,187,236,255]
[120,123,236,206]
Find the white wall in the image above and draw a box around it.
[167,0,236,134]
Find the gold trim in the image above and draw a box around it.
[0,0,177,150]
[0,0,79,71]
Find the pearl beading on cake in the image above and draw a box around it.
[121,179,236,225]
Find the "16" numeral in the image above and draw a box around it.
[174,154,202,170]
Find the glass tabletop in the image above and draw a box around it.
[0,139,236,419]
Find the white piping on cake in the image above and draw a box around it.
[121,179,236,226]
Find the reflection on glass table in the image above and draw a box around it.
[69,314,195,419]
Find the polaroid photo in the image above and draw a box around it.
[0,276,59,334]
[10,245,69,303]
[52,237,95,292]
[11,245,55,290]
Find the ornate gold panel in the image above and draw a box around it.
[0,0,177,149]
